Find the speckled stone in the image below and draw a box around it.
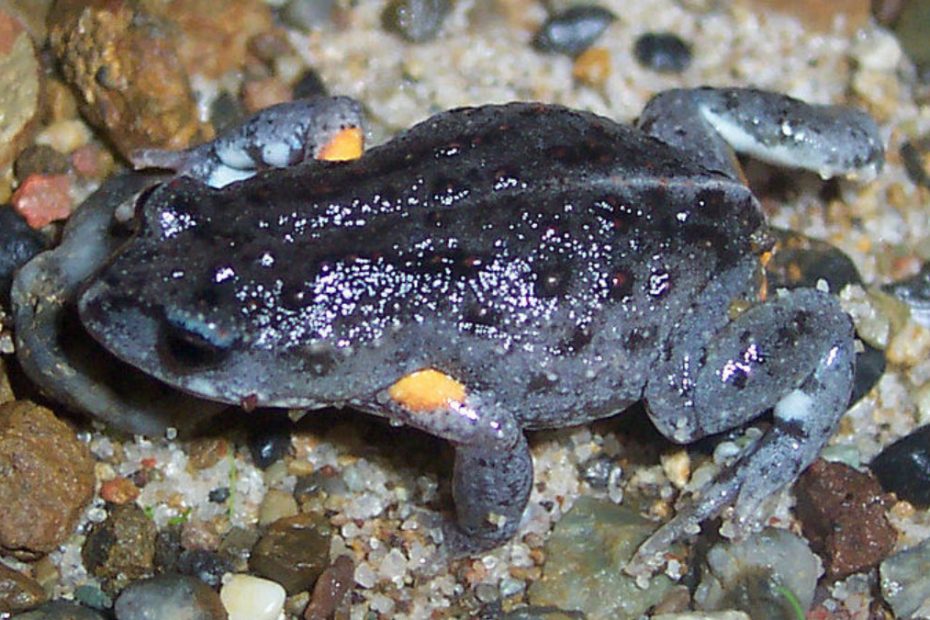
[48,0,207,157]
[0,400,94,558]
[796,459,895,579]
[528,497,674,619]
[249,512,332,595]
[114,574,227,620]
[82,503,157,594]
[694,528,821,619]
[0,563,46,613]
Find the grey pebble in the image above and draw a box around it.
[694,528,821,619]
[532,5,615,57]
[113,574,227,620]
[881,536,930,618]
[382,0,451,43]
[12,600,107,620]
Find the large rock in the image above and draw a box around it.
[0,401,94,557]
[48,0,207,158]
[0,7,41,173]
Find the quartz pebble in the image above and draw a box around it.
[220,574,286,620]
[113,574,227,620]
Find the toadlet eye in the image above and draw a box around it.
[160,307,239,369]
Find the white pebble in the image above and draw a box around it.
[220,574,286,620]
[354,562,377,589]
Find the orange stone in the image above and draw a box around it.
[11,174,72,228]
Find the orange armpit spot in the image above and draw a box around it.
[388,369,467,412]
[317,126,363,162]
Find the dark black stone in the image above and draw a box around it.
[882,261,930,328]
[207,487,230,503]
[850,340,886,406]
[247,411,294,469]
[177,549,234,589]
[293,69,328,99]
[382,0,451,43]
[0,207,46,306]
[532,5,615,57]
[764,228,863,293]
[153,525,183,575]
[633,32,693,73]
[870,425,930,508]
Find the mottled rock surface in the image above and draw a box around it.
[0,401,94,557]
[796,459,896,579]
[528,497,674,619]
[0,563,46,613]
[0,7,40,172]
[113,574,227,620]
[48,0,207,157]
[82,503,157,594]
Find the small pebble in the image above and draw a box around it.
[177,549,234,589]
[73,585,112,611]
[249,512,332,594]
[209,487,230,503]
[633,32,693,73]
[113,574,226,620]
[870,425,930,507]
[795,459,895,579]
[532,5,615,57]
[694,529,820,618]
[12,599,108,619]
[0,563,47,613]
[292,68,328,99]
[280,0,336,31]
[0,207,45,303]
[303,555,353,620]
[99,477,141,505]
[14,145,70,179]
[258,489,299,526]
[11,174,72,228]
[882,261,930,329]
[382,0,451,43]
[248,412,294,469]
[220,574,286,620]
[880,536,930,618]
[82,503,157,594]
[572,47,611,88]
[850,340,886,405]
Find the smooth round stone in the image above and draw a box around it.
[220,575,285,620]
[870,425,930,507]
[114,574,226,620]
[532,5,615,57]
[633,32,693,73]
